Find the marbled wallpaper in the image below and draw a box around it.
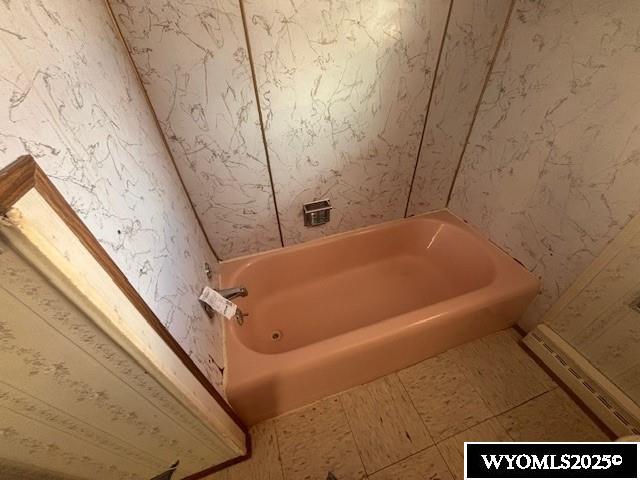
[109,0,282,259]
[244,0,451,245]
[449,0,640,329]
[407,0,511,215]
[0,1,225,390]
[108,0,516,254]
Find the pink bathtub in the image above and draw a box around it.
[221,211,538,425]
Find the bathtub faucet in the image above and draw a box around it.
[216,286,248,301]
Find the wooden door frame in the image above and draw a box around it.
[0,156,250,479]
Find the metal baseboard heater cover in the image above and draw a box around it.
[523,325,640,438]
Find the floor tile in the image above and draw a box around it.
[275,396,366,480]
[437,418,511,480]
[497,388,609,442]
[217,420,284,480]
[368,446,453,480]
[212,329,610,480]
[398,350,493,442]
[456,329,556,414]
[340,374,433,474]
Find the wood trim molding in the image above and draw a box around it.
[183,435,252,480]
[0,156,38,213]
[0,156,250,477]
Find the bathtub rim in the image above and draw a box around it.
[224,212,505,354]
[220,209,522,280]
[226,273,537,385]
[222,210,539,387]
[219,208,458,266]
[223,212,500,298]
[227,260,506,356]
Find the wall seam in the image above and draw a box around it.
[103,0,222,263]
[238,0,286,248]
[444,0,517,207]
[403,0,455,218]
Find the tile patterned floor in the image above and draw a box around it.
[209,329,609,480]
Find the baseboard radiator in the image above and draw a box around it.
[523,325,640,438]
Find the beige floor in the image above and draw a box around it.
[210,329,610,480]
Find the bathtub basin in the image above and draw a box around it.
[221,210,538,425]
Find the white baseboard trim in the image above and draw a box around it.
[523,325,640,438]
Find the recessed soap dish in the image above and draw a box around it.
[303,199,332,227]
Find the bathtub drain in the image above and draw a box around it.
[271,330,282,341]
